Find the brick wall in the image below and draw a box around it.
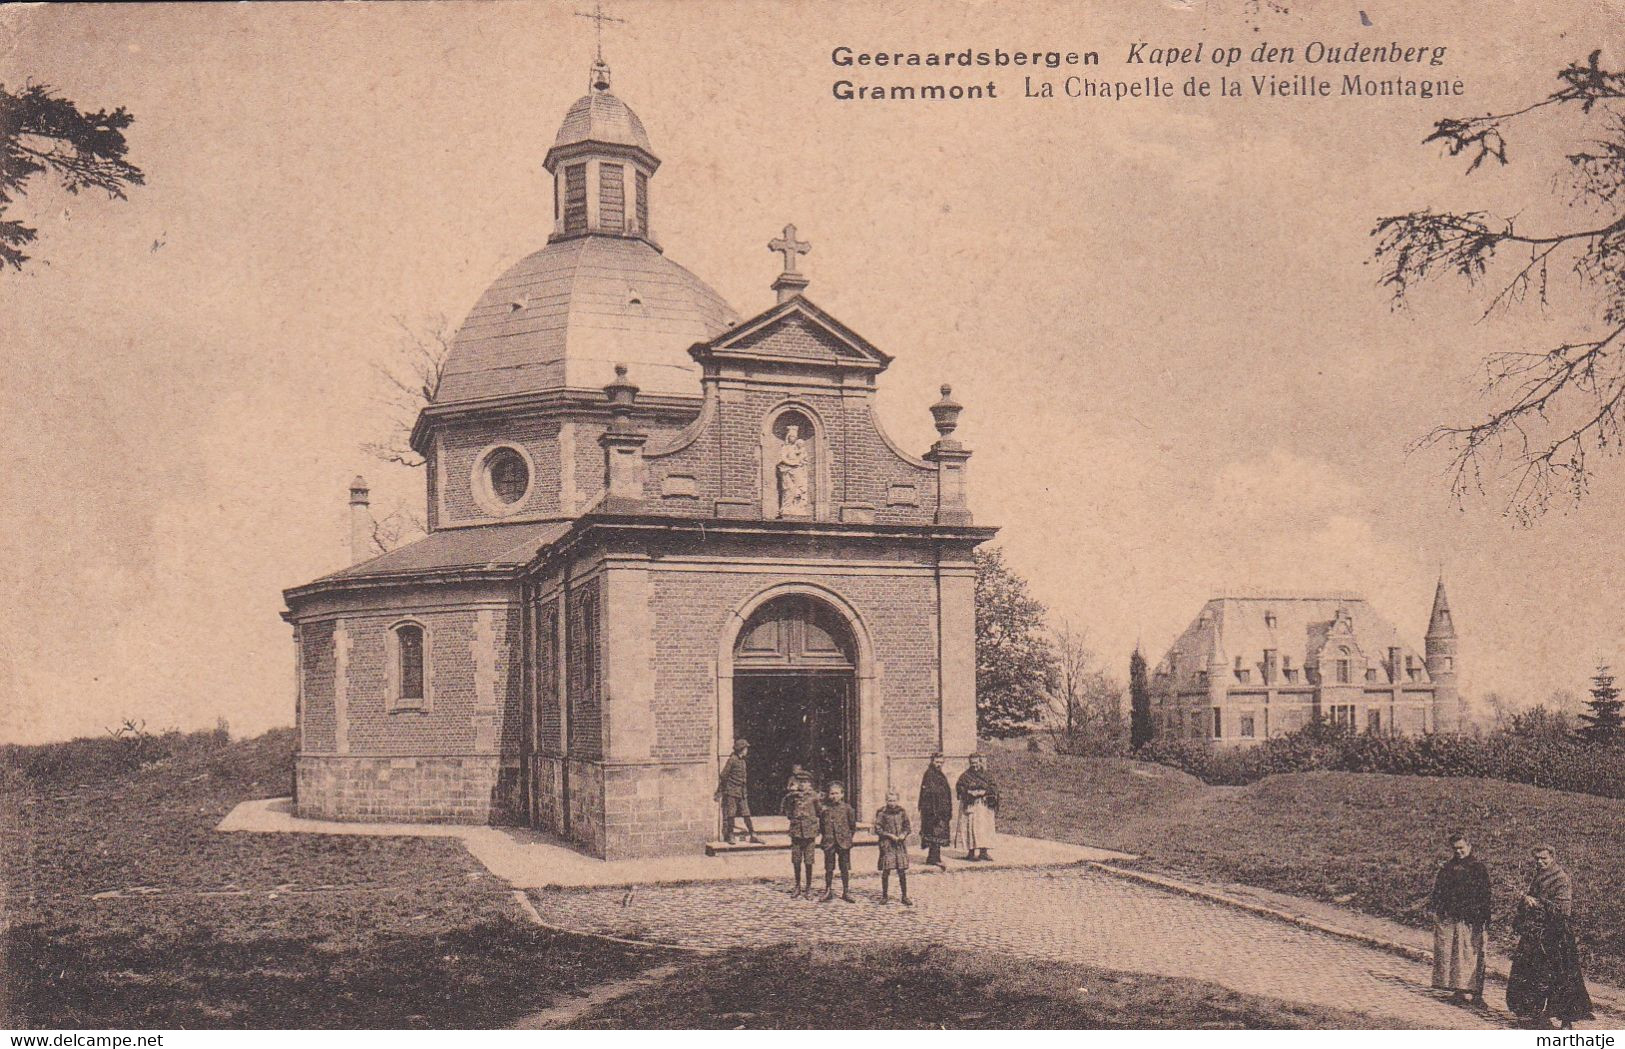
[647,569,943,761]
[643,385,939,523]
[300,620,337,752]
[566,579,603,760]
[436,417,561,525]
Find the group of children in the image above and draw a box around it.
[782,765,914,906]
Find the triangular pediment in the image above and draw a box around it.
[690,296,892,372]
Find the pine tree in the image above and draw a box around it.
[1,83,145,271]
[1129,646,1153,749]
[1578,663,1624,744]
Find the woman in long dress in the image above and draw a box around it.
[1427,832,1490,1004]
[1506,844,1594,1029]
[954,753,998,862]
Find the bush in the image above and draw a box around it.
[1138,719,1625,799]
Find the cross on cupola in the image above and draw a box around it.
[768,223,812,303]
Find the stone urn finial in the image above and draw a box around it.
[930,384,962,439]
[604,363,640,430]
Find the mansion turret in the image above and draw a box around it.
[1149,582,1462,746]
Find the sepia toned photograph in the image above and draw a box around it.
[3,0,1624,1034]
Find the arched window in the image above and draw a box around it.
[398,624,424,701]
[388,621,431,711]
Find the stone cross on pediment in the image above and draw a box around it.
[769,224,811,275]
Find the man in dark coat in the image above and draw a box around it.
[917,752,953,870]
[1507,845,1594,1029]
[1427,832,1491,1004]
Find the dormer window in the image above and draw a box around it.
[1263,648,1277,684]
[1264,610,1277,629]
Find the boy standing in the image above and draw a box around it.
[818,781,857,903]
[782,770,821,897]
[874,789,914,905]
[715,738,762,844]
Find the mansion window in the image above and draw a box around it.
[1368,708,1383,735]
[1335,658,1352,684]
[1331,704,1355,729]
[1239,714,1256,739]
[1233,656,1248,683]
[1197,670,1209,687]
[636,169,649,232]
[1262,649,1277,684]
[1365,667,1378,683]
[1212,708,1223,738]
[1282,657,1297,682]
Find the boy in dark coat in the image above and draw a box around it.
[818,781,857,903]
[714,738,762,844]
[917,752,952,869]
[874,789,913,905]
[782,769,820,898]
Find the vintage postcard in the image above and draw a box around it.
[3,0,1623,1036]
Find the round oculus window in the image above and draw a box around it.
[483,447,530,507]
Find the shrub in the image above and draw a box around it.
[1139,720,1625,799]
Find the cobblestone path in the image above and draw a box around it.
[528,865,1506,1029]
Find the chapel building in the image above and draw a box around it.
[1147,582,1460,746]
[282,57,995,859]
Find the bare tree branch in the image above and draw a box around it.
[363,314,453,470]
[1375,49,1625,522]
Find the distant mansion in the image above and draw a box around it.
[1149,582,1460,746]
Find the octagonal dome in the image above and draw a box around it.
[435,236,740,405]
[553,88,651,154]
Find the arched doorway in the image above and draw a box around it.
[731,594,858,815]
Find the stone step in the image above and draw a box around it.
[705,830,880,856]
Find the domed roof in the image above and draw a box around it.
[435,236,739,404]
[553,88,651,154]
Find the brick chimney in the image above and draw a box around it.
[348,475,372,564]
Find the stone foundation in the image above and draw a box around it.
[528,755,716,859]
[296,754,521,824]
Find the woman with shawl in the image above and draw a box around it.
[1506,844,1594,1028]
[954,753,998,862]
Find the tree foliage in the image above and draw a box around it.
[0,83,145,271]
[973,547,1057,738]
[1579,663,1624,744]
[1129,645,1153,750]
[1374,50,1625,522]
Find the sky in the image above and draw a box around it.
[3,0,1622,743]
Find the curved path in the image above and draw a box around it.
[528,865,1507,1029]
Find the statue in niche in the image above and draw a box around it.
[776,423,811,517]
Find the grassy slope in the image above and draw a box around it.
[571,944,1384,1030]
[3,729,1464,1031]
[0,729,655,1028]
[992,750,1625,988]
